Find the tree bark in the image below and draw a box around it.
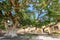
[4,19,18,37]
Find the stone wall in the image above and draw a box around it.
[17,27,43,34]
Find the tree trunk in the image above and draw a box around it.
[4,22,17,37]
[4,0,19,37]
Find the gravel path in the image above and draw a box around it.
[0,34,60,40]
[30,35,60,40]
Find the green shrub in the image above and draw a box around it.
[0,24,5,30]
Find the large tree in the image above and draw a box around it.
[0,0,60,36]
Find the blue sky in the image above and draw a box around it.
[0,0,47,19]
[0,0,5,2]
[27,4,47,19]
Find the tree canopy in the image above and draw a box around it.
[0,0,60,29]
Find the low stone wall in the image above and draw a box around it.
[17,27,43,34]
